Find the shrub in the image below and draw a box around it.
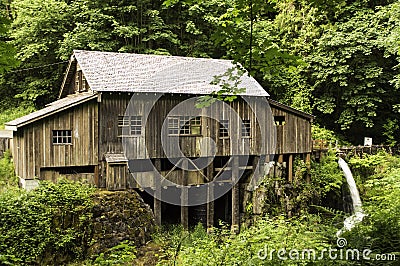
[0,179,95,265]
[0,150,18,191]
[156,215,337,265]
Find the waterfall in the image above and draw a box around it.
[336,157,365,236]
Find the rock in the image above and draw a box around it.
[87,190,155,256]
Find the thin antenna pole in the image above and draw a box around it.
[249,0,253,72]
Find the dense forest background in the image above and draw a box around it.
[0,0,399,144]
[0,1,400,265]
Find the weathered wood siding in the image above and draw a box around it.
[0,138,11,157]
[99,93,275,159]
[13,99,99,179]
[270,105,312,154]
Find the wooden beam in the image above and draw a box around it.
[305,153,311,183]
[231,156,240,233]
[154,159,162,226]
[181,160,189,230]
[214,166,253,172]
[288,154,293,183]
[206,160,214,233]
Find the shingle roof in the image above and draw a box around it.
[71,50,269,97]
[5,92,97,130]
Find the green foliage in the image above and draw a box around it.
[93,240,137,266]
[382,118,399,146]
[0,179,95,264]
[0,150,18,191]
[195,66,246,108]
[156,215,336,265]
[311,150,344,198]
[1,0,399,144]
[0,16,19,74]
[0,104,35,129]
[342,152,400,260]
[312,124,349,146]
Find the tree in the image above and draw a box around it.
[307,3,400,143]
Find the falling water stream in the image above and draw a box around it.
[336,157,365,236]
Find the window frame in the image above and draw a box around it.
[52,130,72,145]
[118,115,142,137]
[241,119,251,138]
[168,116,202,136]
[219,119,229,139]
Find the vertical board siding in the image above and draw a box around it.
[13,99,98,179]
[13,92,312,182]
[270,106,312,154]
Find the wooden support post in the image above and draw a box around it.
[154,159,162,226]
[181,160,189,230]
[206,160,214,233]
[231,155,240,233]
[278,154,284,163]
[288,154,293,183]
[276,154,284,178]
[305,153,311,183]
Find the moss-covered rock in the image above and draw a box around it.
[87,190,155,257]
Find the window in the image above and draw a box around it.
[168,116,201,135]
[219,120,229,138]
[241,119,251,137]
[168,117,180,135]
[118,116,142,136]
[274,116,286,126]
[130,116,142,135]
[188,116,201,135]
[52,130,72,144]
[179,116,191,135]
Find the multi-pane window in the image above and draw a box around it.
[188,116,201,135]
[168,117,180,135]
[168,116,201,135]
[52,130,72,144]
[130,116,142,135]
[241,119,251,137]
[219,120,229,138]
[179,116,191,135]
[118,116,142,136]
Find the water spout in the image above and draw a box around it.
[337,157,365,236]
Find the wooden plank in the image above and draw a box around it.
[206,160,214,233]
[154,159,162,226]
[306,153,311,183]
[231,155,240,233]
[181,159,189,230]
[288,154,293,183]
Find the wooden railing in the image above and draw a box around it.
[312,139,400,156]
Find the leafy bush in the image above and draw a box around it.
[156,215,337,265]
[0,179,95,265]
[311,149,344,199]
[0,150,18,191]
[0,105,36,129]
[93,240,137,266]
[312,124,350,146]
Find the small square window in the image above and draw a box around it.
[52,130,72,144]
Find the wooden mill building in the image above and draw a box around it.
[5,50,313,230]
